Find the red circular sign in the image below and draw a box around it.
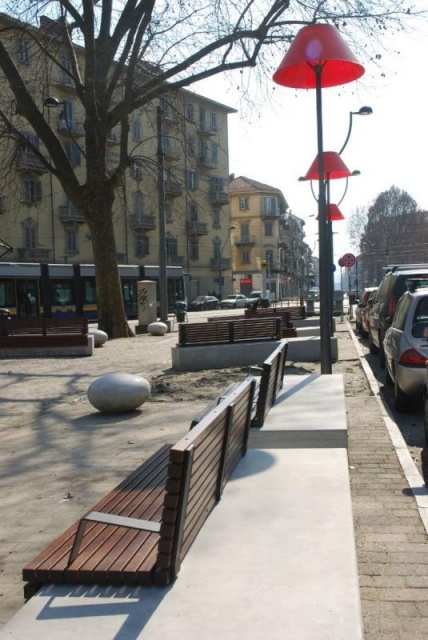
[341,253,356,268]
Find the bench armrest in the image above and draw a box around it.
[67,510,161,567]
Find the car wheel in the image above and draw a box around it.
[385,364,393,386]
[394,378,410,413]
[424,396,428,445]
[368,330,379,355]
[379,340,386,369]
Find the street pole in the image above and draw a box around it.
[157,106,168,323]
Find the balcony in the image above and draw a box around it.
[261,208,279,219]
[196,122,217,137]
[107,131,119,145]
[59,205,85,223]
[54,71,76,89]
[17,151,48,173]
[129,214,156,230]
[210,257,231,271]
[197,154,217,170]
[167,255,184,266]
[164,179,182,197]
[209,190,229,205]
[57,118,84,137]
[163,143,180,159]
[187,221,208,235]
[234,235,256,246]
[17,247,52,261]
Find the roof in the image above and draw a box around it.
[229,176,284,196]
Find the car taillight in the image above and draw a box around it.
[399,349,427,366]
[387,295,397,318]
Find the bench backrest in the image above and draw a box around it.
[1,317,88,336]
[252,340,288,428]
[156,377,256,583]
[178,317,281,346]
[245,306,306,321]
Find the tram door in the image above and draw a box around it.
[17,280,39,318]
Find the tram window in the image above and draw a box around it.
[51,281,74,305]
[83,279,97,304]
[0,280,16,307]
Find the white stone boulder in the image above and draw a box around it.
[87,373,151,414]
[148,321,168,336]
[89,328,108,347]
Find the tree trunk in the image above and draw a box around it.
[85,190,131,339]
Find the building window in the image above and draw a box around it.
[240,222,250,241]
[199,107,206,129]
[263,196,277,215]
[265,250,274,269]
[165,202,173,223]
[59,99,74,131]
[131,161,143,181]
[212,209,220,228]
[187,170,198,190]
[187,134,195,157]
[22,178,42,204]
[166,233,178,257]
[22,218,37,248]
[64,141,81,167]
[211,142,218,164]
[132,191,145,214]
[135,234,149,257]
[188,202,198,222]
[264,222,273,236]
[186,102,194,121]
[210,111,217,131]
[241,251,251,265]
[17,38,30,63]
[131,119,142,142]
[65,227,78,253]
[213,237,221,260]
[190,236,199,260]
[59,56,75,86]
[239,197,249,210]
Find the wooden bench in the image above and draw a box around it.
[0,317,89,348]
[250,340,288,428]
[207,313,297,338]
[245,305,306,321]
[22,377,256,597]
[178,316,282,346]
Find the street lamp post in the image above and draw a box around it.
[273,23,364,374]
[218,225,236,300]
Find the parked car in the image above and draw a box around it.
[383,285,428,412]
[308,287,320,301]
[188,295,220,311]
[245,291,272,309]
[220,294,248,309]
[355,287,378,337]
[423,366,428,443]
[367,264,428,367]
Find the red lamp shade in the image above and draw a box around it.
[272,23,365,89]
[305,151,352,180]
[316,204,345,221]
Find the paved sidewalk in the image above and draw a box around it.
[1,319,428,638]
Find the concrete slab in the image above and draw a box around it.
[249,374,347,449]
[0,446,362,640]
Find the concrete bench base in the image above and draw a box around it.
[171,336,337,371]
[0,335,94,358]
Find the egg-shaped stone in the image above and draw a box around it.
[148,321,168,336]
[89,328,108,347]
[87,373,151,413]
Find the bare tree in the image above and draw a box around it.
[358,185,428,285]
[0,1,423,337]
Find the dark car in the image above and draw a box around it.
[367,264,428,367]
[188,295,220,311]
[355,287,377,337]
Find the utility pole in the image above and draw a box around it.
[157,106,168,322]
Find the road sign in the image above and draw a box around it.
[341,253,356,268]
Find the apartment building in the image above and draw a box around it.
[229,176,314,299]
[0,14,237,301]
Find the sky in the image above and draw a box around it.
[194,19,428,266]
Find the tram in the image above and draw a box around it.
[0,262,186,319]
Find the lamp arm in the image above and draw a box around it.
[337,178,349,206]
[338,112,353,156]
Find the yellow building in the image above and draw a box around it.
[229,176,313,300]
[0,14,237,301]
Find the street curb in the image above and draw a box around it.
[346,319,428,534]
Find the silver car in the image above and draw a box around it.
[384,286,428,412]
